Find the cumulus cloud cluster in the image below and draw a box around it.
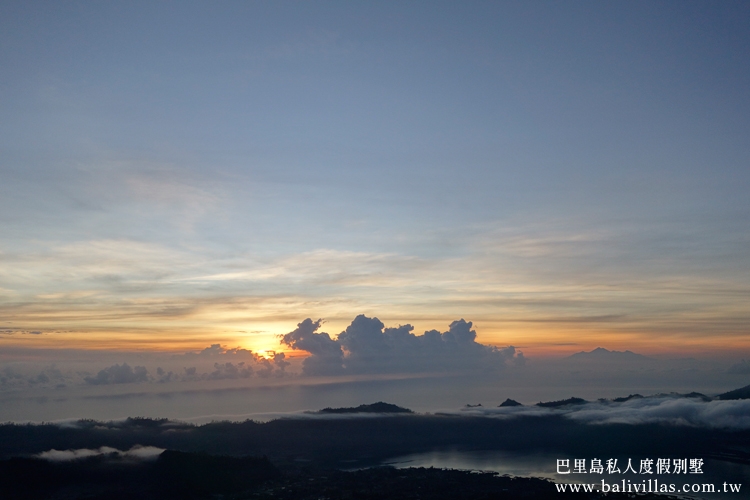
[73,345,291,386]
[0,349,291,392]
[281,315,524,376]
[1,366,69,390]
[456,396,750,430]
[181,343,290,380]
[84,363,150,385]
[3,344,295,391]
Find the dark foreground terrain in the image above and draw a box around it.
[2,412,749,467]
[3,392,750,499]
[0,451,683,500]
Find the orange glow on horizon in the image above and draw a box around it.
[2,318,749,361]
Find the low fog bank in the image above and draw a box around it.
[37,444,164,461]
[449,395,750,429]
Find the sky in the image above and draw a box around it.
[1,1,750,420]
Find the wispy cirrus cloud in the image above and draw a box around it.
[1,213,749,355]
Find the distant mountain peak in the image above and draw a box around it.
[567,347,650,361]
[498,398,523,407]
[536,397,587,408]
[316,402,413,414]
[717,384,750,400]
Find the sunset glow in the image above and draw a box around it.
[0,1,748,426]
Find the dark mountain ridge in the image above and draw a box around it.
[315,402,413,414]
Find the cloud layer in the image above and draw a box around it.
[37,445,164,461]
[281,315,524,376]
[455,396,750,430]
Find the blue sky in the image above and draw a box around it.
[1,1,749,358]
